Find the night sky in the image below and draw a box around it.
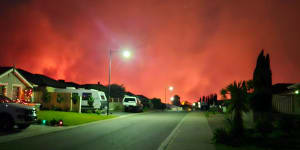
[1,0,300,103]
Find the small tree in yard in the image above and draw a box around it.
[226,81,249,135]
[172,95,181,106]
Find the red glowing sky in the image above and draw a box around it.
[1,0,300,103]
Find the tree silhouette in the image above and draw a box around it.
[249,50,274,133]
[172,95,181,106]
[251,50,273,122]
[226,81,249,135]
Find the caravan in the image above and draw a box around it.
[55,87,107,110]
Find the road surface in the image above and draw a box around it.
[0,111,214,150]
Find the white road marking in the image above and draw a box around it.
[157,113,188,150]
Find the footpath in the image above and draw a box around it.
[163,112,215,150]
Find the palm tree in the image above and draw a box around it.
[226,81,249,135]
[220,88,228,100]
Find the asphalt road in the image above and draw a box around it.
[0,111,188,150]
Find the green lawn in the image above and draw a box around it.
[37,111,116,126]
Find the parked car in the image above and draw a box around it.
[0,95,37,131]
[122,96,143,112]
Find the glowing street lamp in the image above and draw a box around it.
[123,50,131,58]
[295,90,299,95]
[165,86,174,105]
[108,49,132,115]
[170,96,174,101]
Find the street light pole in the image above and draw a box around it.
[107,49,131,115]
[107,49,112,115]
[164,86,173,110]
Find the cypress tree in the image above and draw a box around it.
[251,49,273,124]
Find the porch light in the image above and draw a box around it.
[295,90,299,95]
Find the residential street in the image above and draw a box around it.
[0,112,215,150]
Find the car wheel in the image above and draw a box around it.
[17,124,30,129]
[0,115,14,131]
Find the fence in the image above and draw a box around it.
[33,91,80,112]
[272,94,300,114]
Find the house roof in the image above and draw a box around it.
[0,67,33,88]
[288,83,300,90]
[17,69,67,88]
[272,83,294,94]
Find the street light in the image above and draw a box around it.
[164,86,174,110]
[170,96,174,101]
[295,90,299,95]
[108,49,131,115]
[123,50,131,58]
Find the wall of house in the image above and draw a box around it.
[0,72,27,99]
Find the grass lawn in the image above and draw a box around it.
[37,111,116,126]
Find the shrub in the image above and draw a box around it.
[94,109,101,115]
[88,96,94,107]
[50,119,58,126]
[86,109,93,113]
[255,120,273,135]
[212,128,229,144]
[277,116,294,133]
[57,94,64,104]
[113,104,123,111]
[42,92,51,103]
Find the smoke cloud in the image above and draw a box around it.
[1,0,300,102]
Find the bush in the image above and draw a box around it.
[57,94,64,104]
[94,109,101,115]
[42,92,51,103]
[255,120,273,135]
[213,128,230,144]
[50,119,58,126]
[277,116,294,133]
[86,109,93,113]
[113,104,123,111]
[88,97,94,107]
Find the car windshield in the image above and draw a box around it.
[124,98,136,102]
[0,95,12,103]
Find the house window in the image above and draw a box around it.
[101,95,105,100]
[0,85,6,96]
[82,93,92,100]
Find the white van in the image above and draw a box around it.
[122,95,143,112]
[55,87,107,110]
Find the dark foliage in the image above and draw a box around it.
[251,50,273,112]
[56,94,64,103]
[151,98,163,109]
[88,96,94,107]
[172,95,181,106]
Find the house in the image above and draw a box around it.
[272,83,300,114]
[0,67,33,101]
